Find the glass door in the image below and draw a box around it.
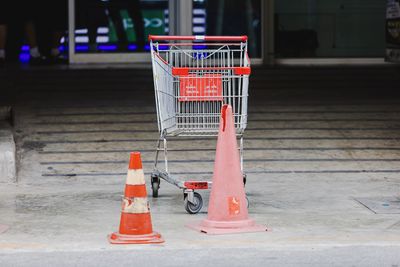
[274,0,386,59]
[68,0,169,63]
[68,0,264,64]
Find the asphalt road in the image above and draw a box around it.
[1,246,400,267]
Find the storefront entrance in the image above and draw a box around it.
[67,0,387,65]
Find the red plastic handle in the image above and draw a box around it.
[148,35,248,42]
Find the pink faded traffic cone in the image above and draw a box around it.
[187,104,268,234]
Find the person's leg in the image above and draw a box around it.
[50,32,64,56]
[35,0,54,59]
[2,1,24,63]
[87,9,99,51]
[0,25,7,57]
[0,0,7,61]
[108,5,129,48]
[126,0,145,49]
[0,25,6,48]
[0,25,6,66]
[20,0,47,63]
[0,5,8,62]
[24,21,41,58]
[49,0,67,60]
[87,1,108,51]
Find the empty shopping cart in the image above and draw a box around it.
[149,35,251,214]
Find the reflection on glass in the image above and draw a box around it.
[193,0,262,58]
[275,0,386,58]
[75,0,168,53]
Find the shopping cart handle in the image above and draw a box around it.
[148,35,248,42]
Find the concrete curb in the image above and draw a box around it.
[0,123,16,183]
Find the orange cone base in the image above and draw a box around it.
[187,219,269,235]
[108,231,164,244]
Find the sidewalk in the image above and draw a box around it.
[0,170,400,266]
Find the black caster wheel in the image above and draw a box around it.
[151,175,160,198]
[243,173,247,186]
[184,192,203,214]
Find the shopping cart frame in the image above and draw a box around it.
[149,35,250,214]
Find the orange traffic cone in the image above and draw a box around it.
[108,152,164,244]
[188,104,268,234]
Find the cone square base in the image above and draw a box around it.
[108,231,164,244]
[187,219,269,235]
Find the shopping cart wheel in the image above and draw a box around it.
[243,173,247,186]
[246,195,250,208]
[184,192,203,214]
[151,175,160,198]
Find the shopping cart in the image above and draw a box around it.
[149,35,251,214]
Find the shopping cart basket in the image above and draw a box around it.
[149,35,251,214]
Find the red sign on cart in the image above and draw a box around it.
[179,74,223,101]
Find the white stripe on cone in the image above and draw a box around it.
[126,169,145,185]
[122,197,150,214]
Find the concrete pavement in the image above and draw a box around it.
[1,66,400,266]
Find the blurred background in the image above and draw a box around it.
[1,0,396,65]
